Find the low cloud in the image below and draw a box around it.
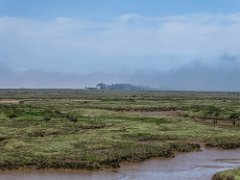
[0,13,240,72]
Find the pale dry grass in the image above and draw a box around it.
[0,100,20,104]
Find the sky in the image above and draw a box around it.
[0,0,240,91]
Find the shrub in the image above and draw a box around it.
[43,116,51,122]
[8,113,17,119]
[67,114,78,122]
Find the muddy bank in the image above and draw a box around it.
[0,148,239,180]
[0,142,199,170]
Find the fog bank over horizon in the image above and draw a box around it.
[0,55,239,91]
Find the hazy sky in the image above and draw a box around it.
[0,0,240,90]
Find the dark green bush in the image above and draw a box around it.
[8,113,18,118]
[67,114,78,122]
[43,116,51,122]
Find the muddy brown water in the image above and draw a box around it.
[0,148,239,180]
